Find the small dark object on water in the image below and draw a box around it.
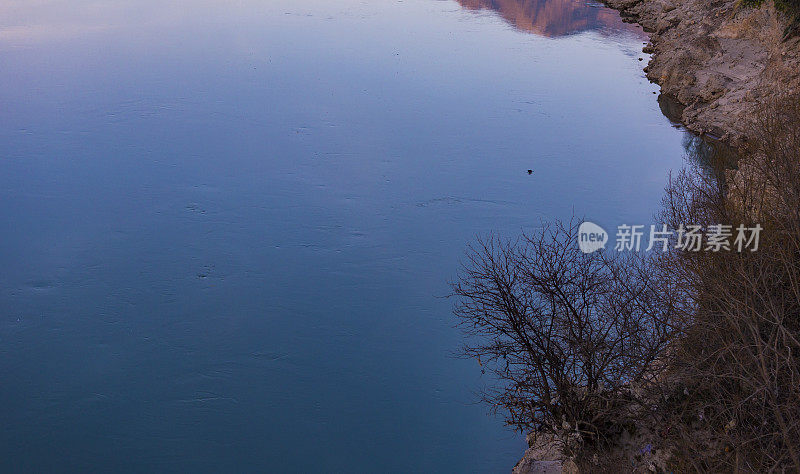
[638,57,643,61]
[527,169,533,175]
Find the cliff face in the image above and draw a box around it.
[604,0,800,145]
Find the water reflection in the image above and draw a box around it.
[683,133,740,179]
[457,0,646,37]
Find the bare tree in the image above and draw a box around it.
[452,220,676,453]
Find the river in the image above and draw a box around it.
[0,0,687,471]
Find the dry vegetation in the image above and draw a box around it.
[657,93,800,472]
[741,0,800,38]
[453,93,800,472]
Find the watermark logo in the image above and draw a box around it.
[578,221,608,254]
[577,222,763,253]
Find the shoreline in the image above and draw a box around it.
[604,0,799,148]
[513,1,797,472]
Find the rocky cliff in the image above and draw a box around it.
[605,0,800,146]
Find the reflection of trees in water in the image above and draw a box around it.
[660,91,739,184]
[682,133,739,186]
[456,0,645,37]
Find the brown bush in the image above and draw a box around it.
[658,93,800,472]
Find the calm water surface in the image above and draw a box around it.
[0,0,686,471]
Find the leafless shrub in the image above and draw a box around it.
[452,220,677,455]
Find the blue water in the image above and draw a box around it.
[0,0,686,471]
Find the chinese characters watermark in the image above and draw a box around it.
[578,222,762,254]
